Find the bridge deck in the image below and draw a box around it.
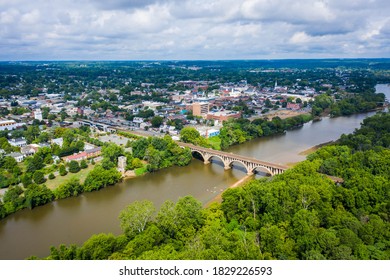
[178,142,288,170]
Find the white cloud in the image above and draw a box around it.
[0,0,389,60]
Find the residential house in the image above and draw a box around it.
[62,152,87,162]
[51,137,63,147]
[21,144,40,156]
[86,147,101,158]
[7,152,24,162]
[286,103,302,111]
[62,147,101,163]
[8,138,27,148]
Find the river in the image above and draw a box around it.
[0,85,389,260]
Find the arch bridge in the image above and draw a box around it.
[178,142,288,176]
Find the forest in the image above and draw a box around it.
[42,112,390,260]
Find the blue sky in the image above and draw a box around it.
[1,0,389,60]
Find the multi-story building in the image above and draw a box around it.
[192,102,209,117]
[34,109,43,121]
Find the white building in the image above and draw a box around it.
[0,119,19,131]
[7,152,24,162]
[51,137,64,147]
[8,138,27,147]
[34,109,43,121]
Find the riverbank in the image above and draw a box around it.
[262,109,310,120]
[298,141,334,156]
[205,174,253,207]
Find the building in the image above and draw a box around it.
[194,126,221,138]
[86,147,102,158]
[62,147,101,162]
[286,103,302,111]
[8,138,27,147]
[7,152,24,163]
[207,110,241,122]
[21,144,40,156]
[207,128,220,138]
[62,151,88,162]
[51,138,64,147]
[117,156,127,174]
[0,119,19,131]
[131,117,145,128]
[192,102,209,117]
[34,109,43,121]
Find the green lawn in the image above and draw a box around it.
[207,136,221,150]
[44,164,96,190]
[135,166,148,176]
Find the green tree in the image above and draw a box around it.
[102,143,124,165]
[83,165,122,192]
[151,116,164,128]
[78,233,121,260]
[25,154,45,173]
[68,160,80,173]
[80,159,88,169]
[54,177,83,199]
[119,200,156,237]
[24,184,54,209]
[132,138,149,159]
[180,127,201,143]
[59,164,68,176]
[33,170,46,184]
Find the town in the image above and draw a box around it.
[0,61,387,195]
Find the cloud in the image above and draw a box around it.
[0,0,389,60]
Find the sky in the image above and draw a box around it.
[0,0,389,60]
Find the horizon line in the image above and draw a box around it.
[1,57,390,63]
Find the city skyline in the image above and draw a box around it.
[1,0,390,60]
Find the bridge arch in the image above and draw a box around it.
[228,159,251,174]
[208,154,229,169]
[191,150,206,161]
[249,166,274,176]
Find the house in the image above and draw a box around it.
[8,138,27,148]
[7,152,24,163]
[21,144,40,156]
[286,103,302,111]
[62,147,101,162]
[0,119,19,131]
[86,147,101,158]
[51,138,63,147]
[62,151,88,162]
[132,117,144,128]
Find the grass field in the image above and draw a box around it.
[135,166,148,176]
[207,136,221,150]
[44,164,96,190]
